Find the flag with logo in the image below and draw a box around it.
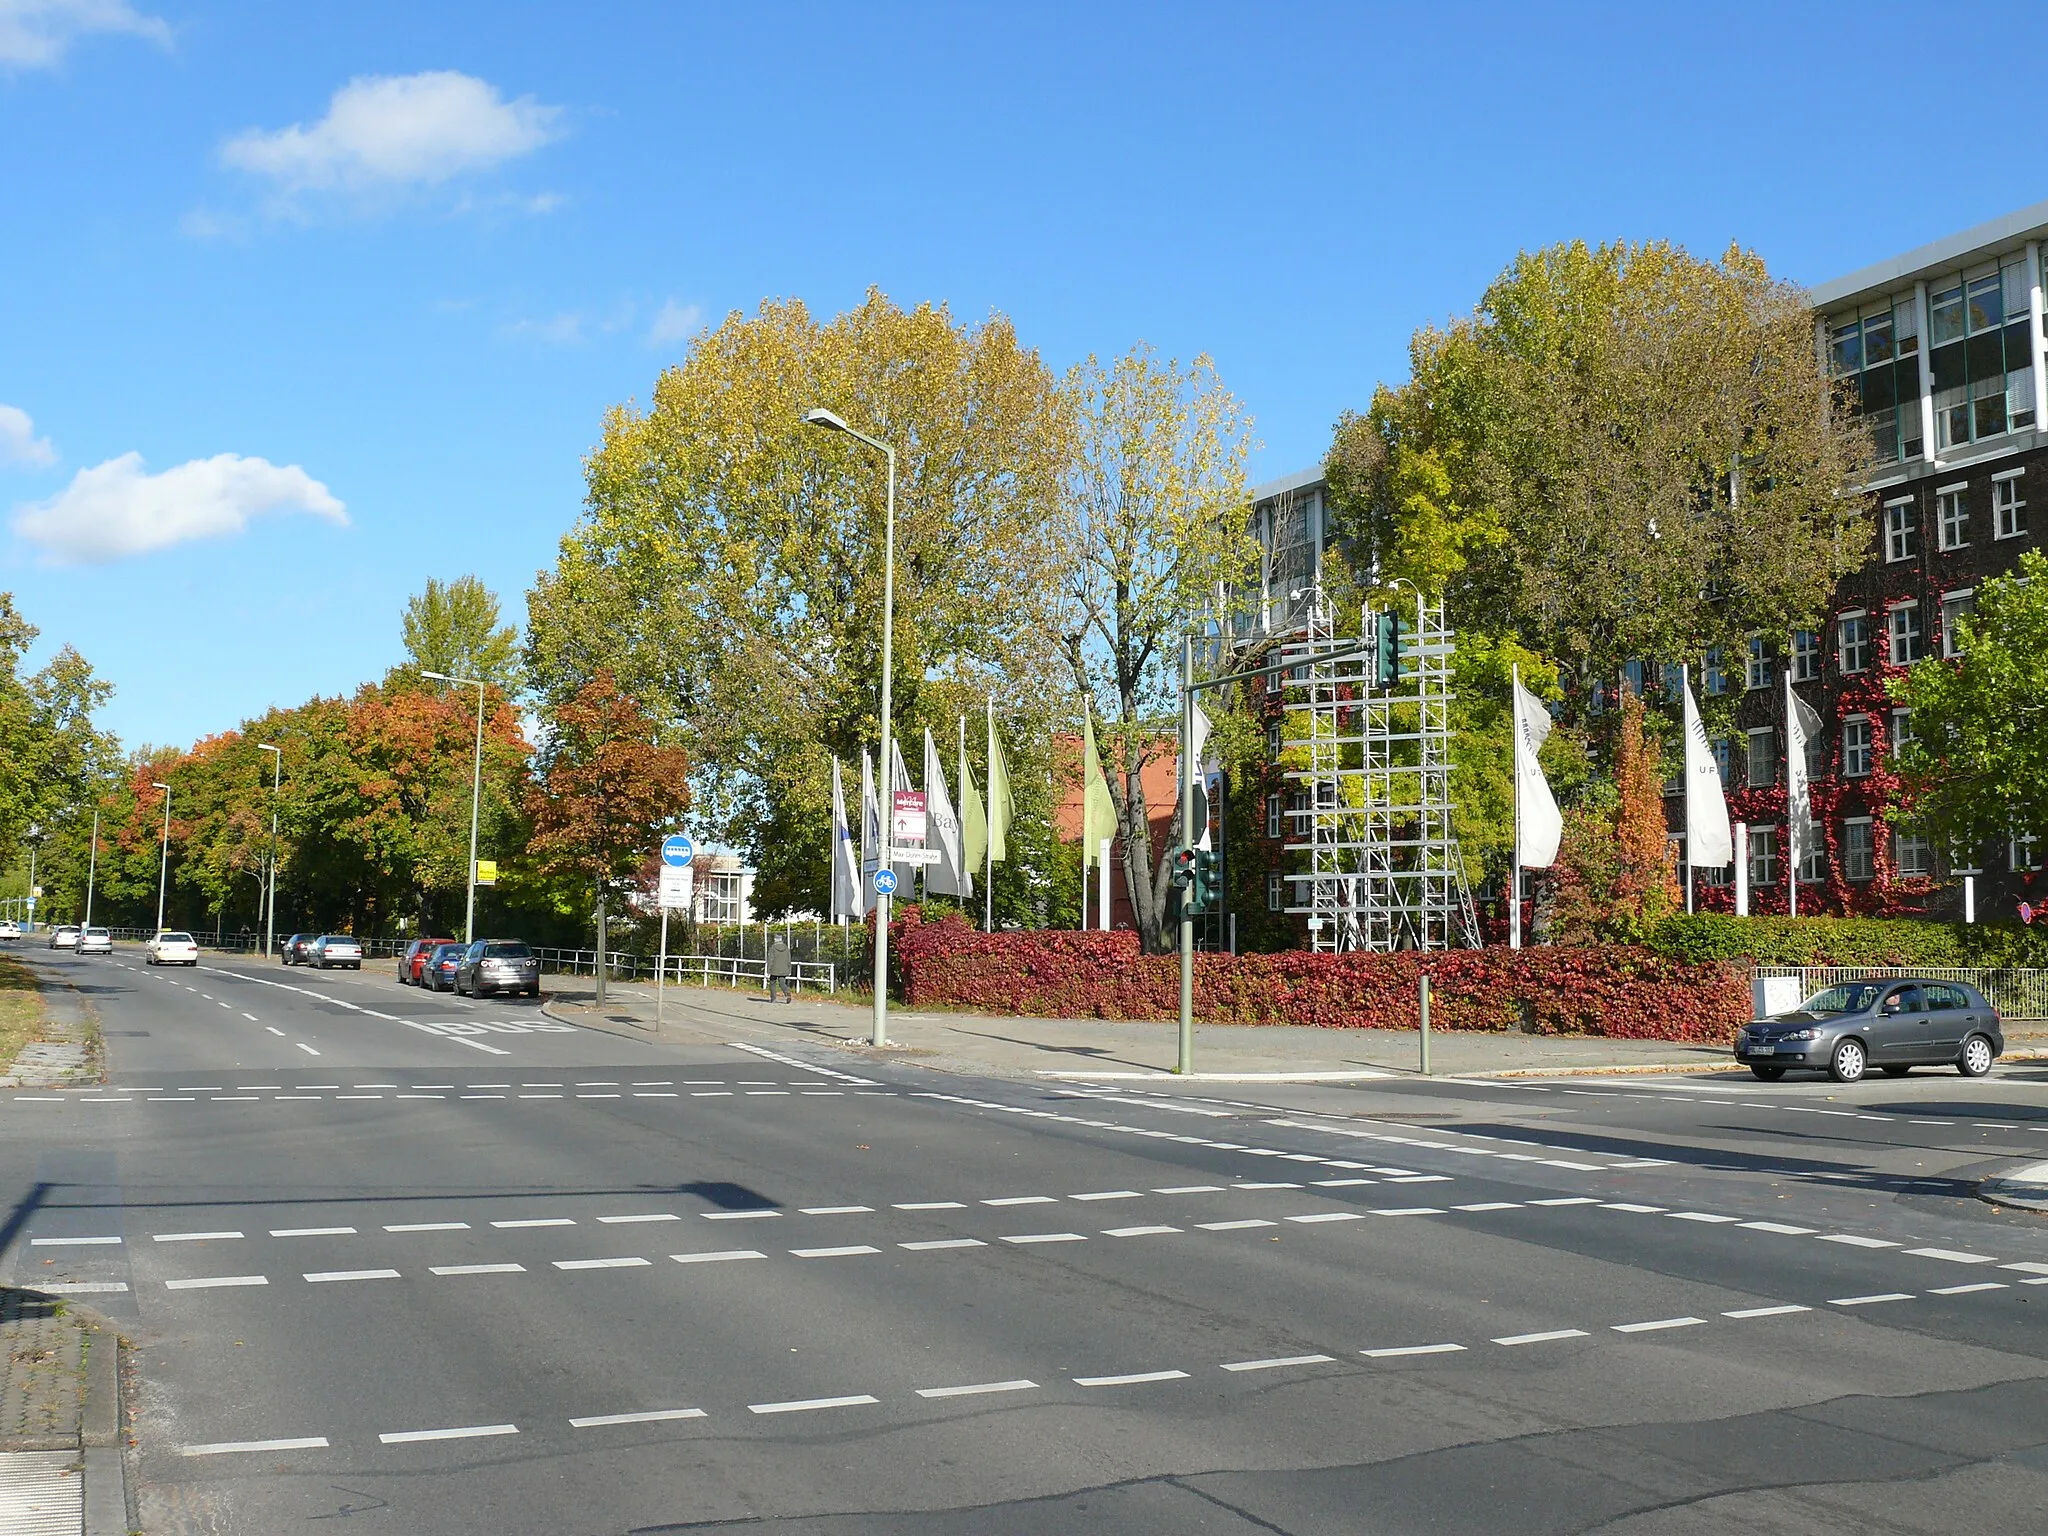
[1683,674,1734,869]
[1513,676,1563,868]
[829,758,863,920]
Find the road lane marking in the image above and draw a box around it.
[430,1264,526,1276]
[1286,1213,1363,1224]
[1363,1343,1466,1358]
[569,1408,706,1427]
[1455,1202,1521,1212]
[894,1201,966,1211]
[305,1269,401,1283]
[1611,1317,1706,1333]
[1220,1355,1334,1372]
[379,1423,518,1444]
[1001,1232,1087,1244]
[1739,1222,1815,1235]
[1600,1203,1666,1214]
[165,1275,267,1289]
[387,1222,467,1232]
[901,1238,986,1251]
[1369,1208,1445,1217]
[1104,1225,1181,1237]
[1724,1305,1811,1319]
[669,1250,764,1264]
[801,1206,873,1215]
[1197,1220,1276,1231]
[493,1218,575,1229]
[1492,1329,1588,1346]
[30,1236,121,1246]
[791,1245,880,1258]
[1070,1190,1143,1201]
[1074,1370,1188,1387]
[154,1232,243,1243]
[554,1257,653,1270]
[1151,1186,1222,1195]
[1931,1282,2008,1295]
[702,1211,778,1221]
[1668,1212,1741,1224]
[916,1379,1038,1399]
[1904,1248,1998,1264]
[41,1282,128,1294]
[1817,1235,1898,1249]
[598,1214,680,1224]
[183,1437,329,1456]
[748,1395,878,1415]
[1829,1293,1914,1306]
[266,1027,285,1036]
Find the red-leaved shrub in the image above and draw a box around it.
[889,908,1746,1043]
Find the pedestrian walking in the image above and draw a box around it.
[767,933,794,1005]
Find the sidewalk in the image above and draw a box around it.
[0,1292,123,1535]
[540,975,1777,1080]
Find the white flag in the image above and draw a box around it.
[1189,697,1214,851]
[830,759,863,921]
[1785,674,1822,873]
[922,727,970,897]
[860,749,880,914]
[1682,675,1734,868]
[1513,676,1563,868]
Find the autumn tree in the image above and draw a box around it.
[0,593,119,887]
[526,290,1071,919]
[1551,686,1679,942]
[395,576,520,692]
[1324,240,1869,697]
[525,671,691,998]
[1051,345,1258,952]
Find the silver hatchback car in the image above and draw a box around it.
[1735,979,2004,1083]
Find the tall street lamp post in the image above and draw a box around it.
[802,406,896,1050]
[257,743,281,958]
[422,672,488,945]
[84,808,100,928]
[152,783,172,934]
[24,824,39,934]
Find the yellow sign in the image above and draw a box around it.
[474,860,498,887]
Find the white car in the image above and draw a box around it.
[0,920,18,940]
[47,925,80,950]
[147,930,200,966]
[76,926,113,956]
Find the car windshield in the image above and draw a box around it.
[1794,983,1884,1016]
[484,943,531,959]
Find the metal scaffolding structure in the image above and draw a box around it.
[1278,588,1480,952]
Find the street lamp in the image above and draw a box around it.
[84,807,100,928]
[24,823,40,934]
[803,405,896,1050]
[257,744,281,959]
[421,671,487,944]
[151,783,172,935]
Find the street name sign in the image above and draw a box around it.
[893,847,941,866]
[658,864,693,909]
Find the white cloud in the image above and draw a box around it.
[12,452,346,563]
[0,0,170,68]
[505,311,588,345]
[0,404,55,467]
[221,71,561,193]
[647,299,703,348]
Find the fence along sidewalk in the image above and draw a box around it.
[1755,964,2048,1022]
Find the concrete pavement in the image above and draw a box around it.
[5,942,2048,1532]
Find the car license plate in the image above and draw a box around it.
[1750,1043,1774,1055]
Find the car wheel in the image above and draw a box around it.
[1880,1065,1911,1077]
[1828,1037,1868,1084]
[1749,1064,1786,1081]
[1958,1034,1996,1078]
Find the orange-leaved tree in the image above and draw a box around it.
[525,671,691,999]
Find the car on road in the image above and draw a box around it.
[422,942,467,992]
[1735,979,2004,1083]
[0,920,18,941]
[454,939,541,999]
[47,925,80,950]
[280,933,317,965]
[147,931,200,966]
[305,934,363,970]
[400,937,454,985]
[76,926,113,956]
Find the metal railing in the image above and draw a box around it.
[1754,965,2048,1021]
[529,946,835,994]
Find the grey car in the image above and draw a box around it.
[1734,979,2004,1083]
[454,940,541,999]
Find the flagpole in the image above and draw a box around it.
[1510,663,1522,950]
[1080,698,1090,933]
[984,702,994,933]
[1682,664,1694,915]
[1785,669,1798,919]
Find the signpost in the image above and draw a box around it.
[655,834,696,1034]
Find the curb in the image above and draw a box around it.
[1979,1160,2048,1215]
[75,1311,129,1536]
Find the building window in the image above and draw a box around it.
[1838,613,1869,673]
[1843,715,1872,777]
[1797,840,1828,883]
[1703,647,1727,696]
[1660,662,1684,697]
[1895,830,1932,878]
[1941,589,1976,657]
[1745,636,1770,691]
[1889,708,1914,759]
[1750,826,1780,888]
[1995,471,2027,540]
[1266,720,1282,761]
[1929,260,2036,450]
[1936,485,1968,551]
[1790,629,1819,682]
[1801,718,1826,781]
[2012,829,2041,872]
[1711,737,1733,784]
[1884,499,1917,562]
[1266,871,1284,911]
[1888,602,1922,665]
[1746,727,1777,789]
[1265,793,1282,839]
[1842,819,1875,881]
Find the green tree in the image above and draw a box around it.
[526,290,1071,917]
[396,576,520,691]
[0,594,120,908]
[1890,549,2048,861]
[1325,240,1870,694]
[1051,345,1258,952]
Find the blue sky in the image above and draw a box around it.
[4,1,2046,751]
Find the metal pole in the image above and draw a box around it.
[84,809,99,928]
[1178,633,1195,1075]
[656,904,668,1033]
[1682,664,1694,915]
[25,839,37,934]
[259,744,280,960]
[153,783,172,933]
[465,679,485,944]
[873,442,897,1048]
[985,699,995,933]
[1510,663,1522,950]
[1419,972,1432,1075]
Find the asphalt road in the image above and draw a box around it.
[7,945,2048,1534]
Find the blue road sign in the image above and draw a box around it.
[660,834,696,868]
[873,868,899,896]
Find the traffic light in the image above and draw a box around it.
[1189,849,1221,914]
[1374,609,1402,689]
[1171,847,1197,891]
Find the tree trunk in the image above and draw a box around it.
[1111,763,1183,954]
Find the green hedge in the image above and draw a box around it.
[1647,914,2048,968]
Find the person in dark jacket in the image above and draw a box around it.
[767,933,794,1004]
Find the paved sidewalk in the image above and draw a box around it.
[541,975,1764,1079]
[0,978,101,1089]
[0,1291,122,1535]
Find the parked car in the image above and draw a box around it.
[306,934,363,970]
[0,920,19,940]
[1734,979,2004,1083]
[423,941,467,992]
[454,939,541,999]
[48,925,80,950]
[76,926,113,956]
[401,937,455,985]
[147,931,200,966]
